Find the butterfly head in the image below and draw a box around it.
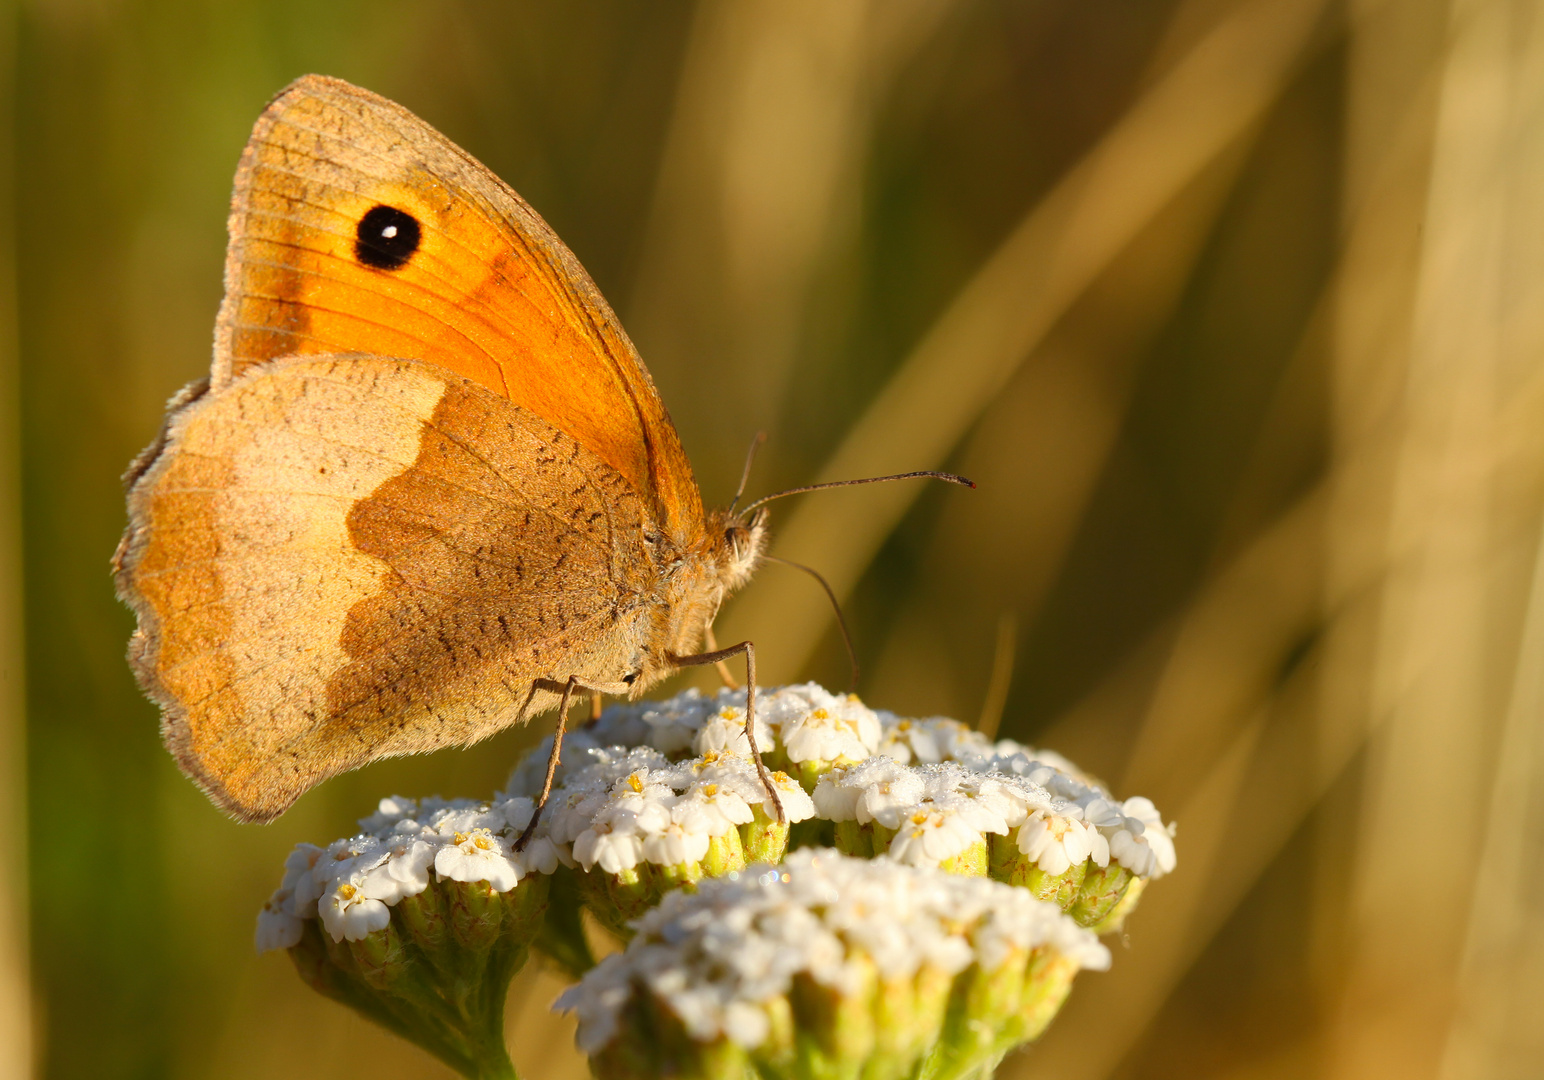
[715,506,769,592]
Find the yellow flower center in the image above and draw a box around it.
[627,773,644,793]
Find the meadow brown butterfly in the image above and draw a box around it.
[114,75,968,827]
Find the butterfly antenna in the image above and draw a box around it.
[764,554,860,692]
[728,431,768,514]
[738,470,975,518]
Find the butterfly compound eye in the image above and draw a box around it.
[354,204,421,270]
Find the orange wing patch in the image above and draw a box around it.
[216,74,704,542]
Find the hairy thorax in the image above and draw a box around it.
[632,507,767,693]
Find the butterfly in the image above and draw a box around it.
[114,75,967,828]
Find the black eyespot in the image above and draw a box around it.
[354,205,421,270]
[622,671,639,685]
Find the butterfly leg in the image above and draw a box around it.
[589,693,603,723]
[515,674,630,851]
[701,624,740,690]
[667,641,786,824]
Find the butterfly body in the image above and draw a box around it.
[115,76,767,823]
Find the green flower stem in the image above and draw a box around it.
[871,965,953,1075]
[591,950,1079,1080]
[533,867,597,980]
[590,986,746,1080]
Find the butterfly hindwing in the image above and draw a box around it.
[117,354,658,822]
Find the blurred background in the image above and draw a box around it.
[2,0,1542,1077]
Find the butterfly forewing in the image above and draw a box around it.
[217,74,703,540]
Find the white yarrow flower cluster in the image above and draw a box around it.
[256,793,555,950]
[537,746,815,876]
[256,683,1178,1080]
[813,756,1175,882]
[506,685,883,797]
[558,848,1109,1056]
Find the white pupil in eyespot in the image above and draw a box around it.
[381,225,399,239]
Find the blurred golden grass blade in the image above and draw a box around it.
[1321,0,1544,1075]
[1438,495,1544,1075]
[1311,3,1445,1071]
[718,0,1332,683]
[1442,27,1544,1068]
[975,611,1017,738]
[1005,344,1334,1078]
[1029,624,1180,783]
[628,0,952,459]
[0,9,28,1079]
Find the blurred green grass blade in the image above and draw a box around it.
[0,0,28,1073]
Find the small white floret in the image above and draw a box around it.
[434,828,525,891]
[255,889,304,953]
[1016,811,1104,875]
[319,876,391,942]
[360,837,439,904]
[886,808,984,867]
[693,705,774,758]
[573,820,646,875]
